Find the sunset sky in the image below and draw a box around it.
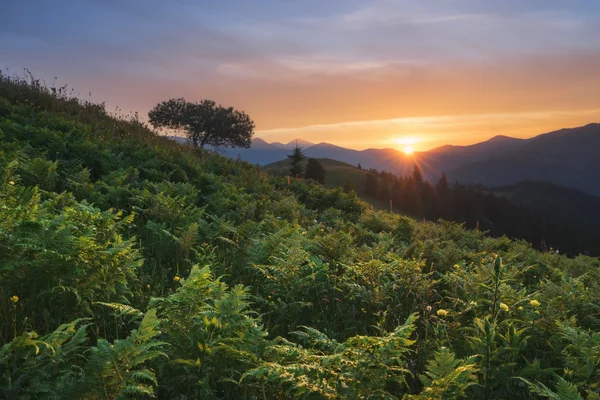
[2,0,600,151]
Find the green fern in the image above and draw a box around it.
[408,347,478,400]
[76,309,167,399]
[519,377,583,400]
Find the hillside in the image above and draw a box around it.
[264,157,392,210]
[1,73,600,399]
[266,157,600,256]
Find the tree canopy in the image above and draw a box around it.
[148,98,255,149]
[305,158,326,184]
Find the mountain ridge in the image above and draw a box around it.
[172,122,600,195]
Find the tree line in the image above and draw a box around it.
[363,166,600,256]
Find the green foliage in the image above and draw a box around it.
[288,144,306,177]
[148,97,255,149]
[408,347,478,400]
[0,74,599,398]
[76,309,167,399]
[242,313,418,399]
[305,158,326,184]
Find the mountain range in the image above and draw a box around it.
[171,123,600,195]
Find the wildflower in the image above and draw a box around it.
[10,295,19,303]
[530,300,541,308]
[361,307,366,313]
[453,264,460,270]
[173,276,181,282]
[426,305,432,312]
[146,284,151,289]
[437,309,448,317]
[518,306,523,311]
[469,301,477,307]
[268,295,272,299]
[9,181,14,185]
[500,302,509,312]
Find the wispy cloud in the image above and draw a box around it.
[256,108,600,150]
[1,0,600,150]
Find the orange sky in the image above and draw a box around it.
[3,1,600,151]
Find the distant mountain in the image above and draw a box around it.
[429,135,527,155]
[264,138,315,149]
[170,123,600,195]
[447,123,600,195]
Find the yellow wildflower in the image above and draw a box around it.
[518,306,524,311]
[437,309,448,317]
[173,276,181,282]
[453,264,460,270]
[530,300,541,307]
[146,284,151,289]
[469,301,477,307]
[9,181,15,185]
[10,295,19,303]
[500,302,509,312]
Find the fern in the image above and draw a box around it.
[408,347,478,400]
[76,309,167,399]
[519,377,584,400]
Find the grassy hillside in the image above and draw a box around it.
[1,73,600,399]
[265,157,391,209]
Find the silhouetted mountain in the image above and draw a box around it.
[170,123,600,195]
[447,123,600,195]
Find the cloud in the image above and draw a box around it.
[1,0,600,150]
[256,108,600,150]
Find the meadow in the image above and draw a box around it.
[0,73,599,399]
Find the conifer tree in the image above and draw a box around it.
[288,143,306,177]
[305,158,326,184]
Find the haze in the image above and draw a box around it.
[2,0,600,151]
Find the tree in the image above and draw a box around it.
[288,144,305,177]
[365,173,379,197]
[305,158,326,184]
[357,163,362,170]
[148,98,255,149]
[411,165,424,187]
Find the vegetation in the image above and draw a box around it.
[268,157,600,256]
[287,144,306,177]
[1,71,600,399]
[148,97,255,149]
[305,158,326,184]
[362,167,600,256]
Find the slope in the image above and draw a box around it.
[1,72,599,399]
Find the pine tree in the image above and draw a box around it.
[288,144,305,177]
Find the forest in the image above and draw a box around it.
[0,72,599,399]
[362,167,600,257]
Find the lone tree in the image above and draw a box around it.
[305,158,326,184]
[287,144,305,177]
[148,98,255,149]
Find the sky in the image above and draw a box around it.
[2,0,600,151]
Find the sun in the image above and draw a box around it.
[393,137,419,155]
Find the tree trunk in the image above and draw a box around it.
[199,134,210,148]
